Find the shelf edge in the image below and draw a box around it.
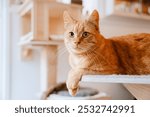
[82,75,150,84]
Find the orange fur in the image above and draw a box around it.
[63,10,150,96]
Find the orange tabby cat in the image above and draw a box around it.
[63,10,150,96]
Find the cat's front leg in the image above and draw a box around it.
[66,69,84,96]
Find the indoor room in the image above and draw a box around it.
[0,0,150,100]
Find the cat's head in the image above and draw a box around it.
[63,10,101,55]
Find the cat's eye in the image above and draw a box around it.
[82,32,89,38]
[69,32,74,37]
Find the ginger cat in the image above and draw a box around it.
[63,10,150,96]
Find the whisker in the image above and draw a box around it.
[59,49,67,57]
[53,46,67,59]
[58,48,67,56]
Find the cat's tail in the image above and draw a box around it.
[41,82,67,100]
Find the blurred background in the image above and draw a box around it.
[0,0,150,100]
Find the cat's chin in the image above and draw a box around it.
[70,50,88,55]
[71,46,97,55]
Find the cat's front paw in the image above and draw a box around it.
[66,79,79,96]
[66,69,83,96]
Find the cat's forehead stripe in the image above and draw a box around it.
[74,22,84,34]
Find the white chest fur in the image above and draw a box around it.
[70,55,88,69]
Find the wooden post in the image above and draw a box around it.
[32,0,49,40]
[40,45,57,93]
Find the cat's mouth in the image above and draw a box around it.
[71,45,90,52]
[74,46,87,52]
[66,43,92,54]
[73,46,79,49]
[72,44,80,49]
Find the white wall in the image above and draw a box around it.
[82,0,114,18]
[9,6,41,99]
[100,15,150,37]
[0,0,2,99]
[0,0,11,100]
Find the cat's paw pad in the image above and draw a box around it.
[67,80,79,96]
[68,88,78,96]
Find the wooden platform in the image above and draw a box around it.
[82,75,150,99]
[18,38,64,46]
[82,75,150,84]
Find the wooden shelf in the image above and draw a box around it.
[18,39,64,46]
[82,75,150,84]
[49,34,64,40]
[123,84,150,99]
[18,1,82,16]
[18,32,64,46]
[18,0,32,16]
[47,2,82,17]
[18,0,82,42]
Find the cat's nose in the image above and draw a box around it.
[74,41,81,45]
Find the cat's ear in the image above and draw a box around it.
[63,11,76,29]
[88,10,99,31]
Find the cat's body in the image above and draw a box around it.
[69,33,150,75]
[109,33,150,74]
[63,10,150,96]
